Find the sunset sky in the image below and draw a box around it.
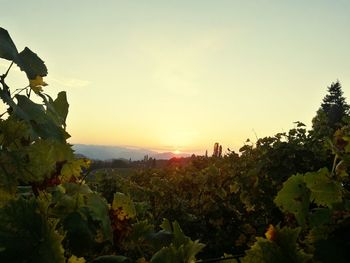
[1,0,350,154]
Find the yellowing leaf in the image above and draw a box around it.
[60,158,90,182]
[68,255,86,263]
[112,192,136,220]
[29,75,48,93]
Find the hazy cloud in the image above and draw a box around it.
[49,76,90,88]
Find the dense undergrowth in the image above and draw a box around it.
[1,28,350,263]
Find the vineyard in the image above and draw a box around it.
[1,28,350,262]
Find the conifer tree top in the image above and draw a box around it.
[321,81,349,112]
[312,81,350,137]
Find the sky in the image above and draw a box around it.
[1,0,350,154]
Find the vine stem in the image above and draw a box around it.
[3,61,14,78]
[331,155,338,178]
[11,85,29,98]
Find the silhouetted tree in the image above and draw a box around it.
[312,81,350,138]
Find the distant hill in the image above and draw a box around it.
[152,152,191,160]
[72,144,190,160]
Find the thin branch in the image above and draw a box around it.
[79,170,91,185]
[11,85,29,98]
[3,61,14,78]
[331,155,338,178]
[0,110,7,118]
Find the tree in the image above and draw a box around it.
[312,81,350,138]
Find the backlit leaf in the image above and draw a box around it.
[15,95,67,141]
[68,255,86,263]
[0,198,65,263]
[303,168,342,207]
[29,75,48,93]
[274,174,310,226]
[112,192,136,220]
[0,27,18,61]
[17,47,48,79]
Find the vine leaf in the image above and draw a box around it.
[24,140,73,183]
[274,174,310,226]
[0,28,18,61]
[309,208,331,228]
[0,198,65,263]
[29,75,48,93]
[303,168,342,207]
[63,211,97,256]
[242,227,312,263]
[53,91,69,128]
[86,194,113,242]
[112,192,136,220]
[151,219,205,263]
[15,94,67,141]
[0,28,47,86]
[17,47,48,79]
[37,91,69,130]
[60,158,90,182]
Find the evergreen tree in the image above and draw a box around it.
[312,81,349,138]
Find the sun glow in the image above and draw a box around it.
[173,150,181,154]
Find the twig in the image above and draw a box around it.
[11,85,29,98]
[3,61,14,78]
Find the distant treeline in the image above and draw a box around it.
[87,155,196,171]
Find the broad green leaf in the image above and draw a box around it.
[241,237,281,263]
[38,92,69,129]
[0,139,73,186]
[50,183,92,217]
[306,226,330,243]
[0,198,65,263]
[0,27,18,61]
[152,219,205,263]
[150,246,180,263]
[275,227,301,257]
[303,168,342,207]
[172,221,188,247]
[63,182,93,195]
[181,239,206,263]
[25,140,73,183]
[0,118,30,149]
[309,208,331,228]
[63,211,97,256]
[274,174,310,226]
[86,194,113,242]
[242,227,311,263]
[15,95,67,141]
[160,218,172,232]
[145,229,173,250]
[129,220,154,244]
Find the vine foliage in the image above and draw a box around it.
[0,28,204,263]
